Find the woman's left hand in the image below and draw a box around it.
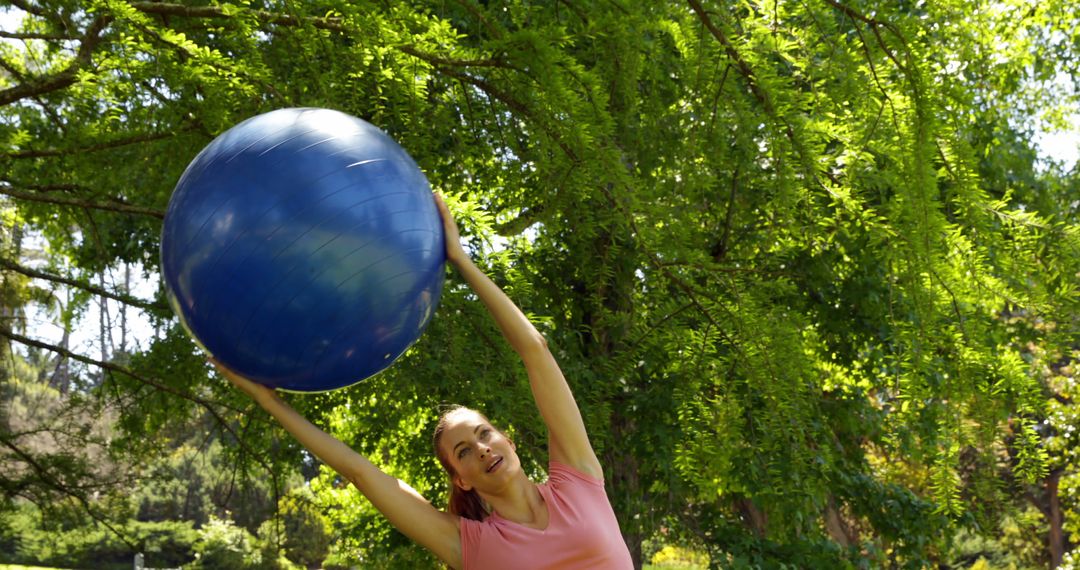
[211,358,278,404]
[433,193,468,265]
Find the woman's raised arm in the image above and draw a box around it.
[434,195,603,479]
[215,361,463,569]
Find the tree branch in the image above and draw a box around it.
[5,128,194,159]
[0,64,80,107]
[131,1,573,163]
[7,0,67,26]
[438,67,579,161]
[132,1,503,72]
[396,45,511,69]
[0,184,165,219]
[0,14,110,106]
[711,164,739,262]
[450,0,504,39]
[0,329,277,479]
[129,2,347,32]
[129,1,572,164]
[0,53,26,80]
[928,267,967,341]
[844,10,901,132]
[2,330,215,410]
[686,0,776,116]
[821,0,910,73]
[0,181,86,193]
[0,435,137,549]
[0,31,78,41]
[622,301,695,355]
[0,257,168,312]
[495,206,544,237]
[686,0,826,199]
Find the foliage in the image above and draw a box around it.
[257,486,331,569]
[132,437,284,532]
[190,515,262,570]
[0,0,1078,567]
[650,544,710,568]
[0,501,197,570]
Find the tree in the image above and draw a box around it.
[1,1,1078,567]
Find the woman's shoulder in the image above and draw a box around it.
[547,460,605,487]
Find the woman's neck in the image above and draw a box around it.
[482,476,549,530]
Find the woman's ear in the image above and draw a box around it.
[454,474,473,492]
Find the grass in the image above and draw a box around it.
[1,556,707,570]
[0,566,72,570]
[1,565,703,570]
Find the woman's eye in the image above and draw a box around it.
[458,448,469,459]
[480,429,491,441]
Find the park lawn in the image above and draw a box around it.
[0,565,72,570]
[0,565,701,570]
[0,563,703,570]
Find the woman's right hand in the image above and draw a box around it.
[210,358,278,404]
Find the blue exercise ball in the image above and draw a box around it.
[161,108,445,392]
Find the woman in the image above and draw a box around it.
[216,194,634,569]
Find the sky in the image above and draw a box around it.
[1035,122,1080,169]
[0,8,22,47]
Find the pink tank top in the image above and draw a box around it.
[458,462,634,569]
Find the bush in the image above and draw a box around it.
[130,520,200,568]
[0,502,197,570]
[277,486,331,568]
[650,544,710,568]
[133,439,282,531]
[191,516,262,570]
[255,518,307,570]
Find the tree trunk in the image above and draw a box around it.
[824,495,857,548]
[119,262,129,354]
[735,497,767,537]
[49,323,72,394]
[99,272,109,364]
[606,406,644,569]
[1024,466,1065,569]
[1049,468,1063,569]
[0,222,23,387]
[581,202,642,567]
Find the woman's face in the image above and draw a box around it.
[439,410,519,493]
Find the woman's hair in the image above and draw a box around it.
[432,405,491,521]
